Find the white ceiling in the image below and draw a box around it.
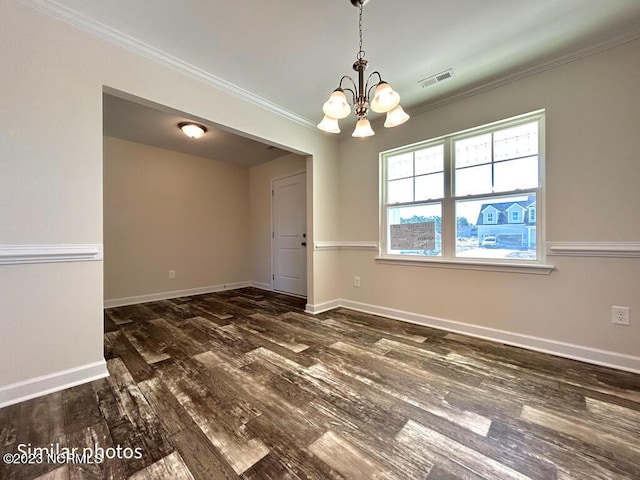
[103,93,292,167]
[46,0,640,121]
[39,0,640,139]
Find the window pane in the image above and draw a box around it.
[494,156,538,192]
[387,178,413,204]
[494,121,538,161]
[415,145,443,175]
[455,133,491,168]
[415,173,444,201]
[455,164,492,196]
[455,193,537,260]
[387,152,413,180]
[388,203,441,256]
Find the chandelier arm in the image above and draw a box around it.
[342,87,357,106]
[339,75,357,90]
[365,71,384,99]
[338,75,358,104]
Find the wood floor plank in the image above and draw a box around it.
[240,452,304,480]
[2,393,67,480]
[17,392,66,446]
[279,311,384,346]
[147,318,206,358]
[396,419,533,480]
[153,359,268,475]
[0,403,20,447]
[5,288,640,480]
[122,325,171,365]
[321,341,493,436]
[246,313,331,348]
[235,323,309,353]
[62,383,102,435]
[66,420,126,480]
[137,378,194,437]
[128,451,194,480]
[584,396,640,433]
[308,430,400,480]
[488,417,639,480]
[92,359,174,477]
[103,331,154,383]
[193,351,324,446]
[33,466,69,480]
[520,404,640,459]
[179,318,256,368]
[243,416,347,480]
[243,348,436,479]
[327,309,430,344]
[171,426,239,480]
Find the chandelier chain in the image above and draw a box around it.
[357,3,365,60]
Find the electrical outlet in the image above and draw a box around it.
[354,276,361,287]
[611,306,630,326]
[169,270,176,279]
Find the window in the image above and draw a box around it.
[508,207,523,224]
[381,111,544,264]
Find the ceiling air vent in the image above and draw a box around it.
[418,68,455,88]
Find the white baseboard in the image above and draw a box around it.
[305,299,342,314]
[104,281,252,308]
[250,281,273,291]
[0,360,108,408]
[314,298,640,374]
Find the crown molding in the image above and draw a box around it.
[410,27,640,117]
[21,1,640,131]
[19,0,316,130]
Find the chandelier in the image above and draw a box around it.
[318,0,409,137]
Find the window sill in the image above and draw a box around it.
[374,255,555,274]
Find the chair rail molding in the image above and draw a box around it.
[0,244,103,265]
[547,241,640,258]
[314,241,379,251]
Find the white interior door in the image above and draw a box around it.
[272,172,307,296]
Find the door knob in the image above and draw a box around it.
[301,242,307,246]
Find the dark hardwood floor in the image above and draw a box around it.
[1,287,639,479]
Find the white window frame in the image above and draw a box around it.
[378,110,553,274]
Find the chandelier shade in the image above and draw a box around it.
[370,82,400,113]
[318,115,341,133]
[384,104,410,128]
[318,0,408,137]
[323,90,351,119]
[352,118,375,137]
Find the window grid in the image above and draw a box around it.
[381,111,544,264]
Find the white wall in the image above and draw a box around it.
[103,137,252,302]
[335,38,640,369]
[0,1,339,406]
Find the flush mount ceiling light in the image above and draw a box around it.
[318,0,409,138]
[178,122,207,139]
